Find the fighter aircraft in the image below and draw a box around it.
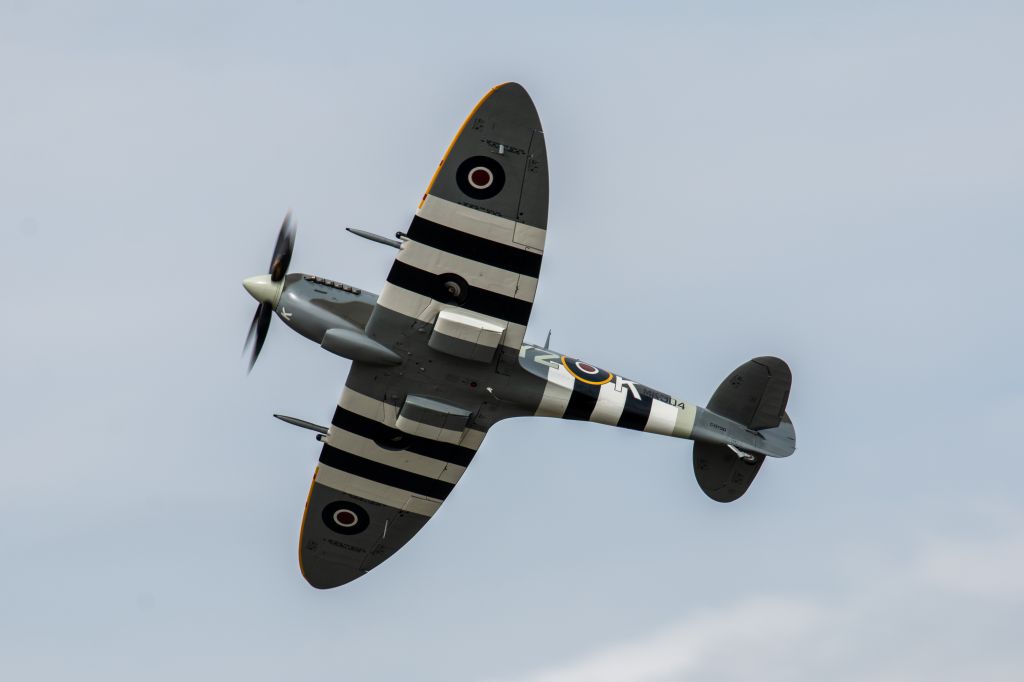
[242,83,796,589]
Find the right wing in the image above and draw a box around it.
[298,381,486,589]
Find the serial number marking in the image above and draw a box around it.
[323,538,367,553]
[481,139,526,155]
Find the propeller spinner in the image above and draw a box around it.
[243,212,296,372]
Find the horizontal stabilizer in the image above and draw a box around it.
[693,356,795,502]
[694,442,765,503]
[707,356,791,431]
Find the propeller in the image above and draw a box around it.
[243,212,296,372]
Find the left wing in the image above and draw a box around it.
[366,82,548,367]
[299,380,486,588]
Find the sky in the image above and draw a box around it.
[1,1,1023,679]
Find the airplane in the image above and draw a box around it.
[242,83,796,589]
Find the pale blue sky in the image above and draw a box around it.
[2,2,1023,680]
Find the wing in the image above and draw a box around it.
[298,376,487,588]
[366,82,548,364]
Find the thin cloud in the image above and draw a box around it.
[919,533,1024,600]
[489,598,821,682]
[493,531,1024,682]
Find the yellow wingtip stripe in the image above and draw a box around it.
[296,467,319,582]
[418,84,508,208]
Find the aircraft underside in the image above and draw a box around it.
[241,83,796,588]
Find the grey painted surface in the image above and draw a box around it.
[427,83,547,229]
[276,274,377,342]
[707,357,791,431]
[427,327,499,363]
[300,483,429,589]
[400,395,473,430]
[320,327,401,365]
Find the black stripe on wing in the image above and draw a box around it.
[407,216,542,277]
[319,444,456,500]
[386,259,533,326]
[331,407,476,468]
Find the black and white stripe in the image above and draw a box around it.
[313,387,486,517]
[561,380,601,422]
[406,216,542,278]
[372,194,545,351]
[385,260,533,326]
[319,444,456,501]
[535,360,694,438]
[331,406,475,467]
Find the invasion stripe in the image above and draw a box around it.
[617,392,654,431]
[535,363,574,418]
[339,386,489,451]
[589,380,629,426]
[326,428,465,483]
[332,407,476,467]
[418,194,546,249]
[644,399,679,436]
[313,470,441,517]
[397,241,537,302]
[319,444,455,501]
[563,380,601,422]
[386,259,533,326]
[407,216,542,278]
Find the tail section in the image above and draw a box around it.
[692,357,795,502]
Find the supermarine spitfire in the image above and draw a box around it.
[242,83,796,589]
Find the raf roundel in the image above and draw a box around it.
[455,155,505,200]
[562,356,615,385]
[321,500,370,535]
[468,166,493,189]
[334,509,357,526]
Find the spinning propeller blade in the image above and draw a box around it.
[269,211,296,281]
[243,212,295,372]
[244,302,274,372]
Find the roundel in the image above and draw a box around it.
[322,500,370,535]
[456,156,505,200]
[437,272,470,305]
[561,356,614,385]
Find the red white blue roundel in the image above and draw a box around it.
[561,356,614,385]
[468,166,493,189]
[456,156,505,200]
[322,500,370,535]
